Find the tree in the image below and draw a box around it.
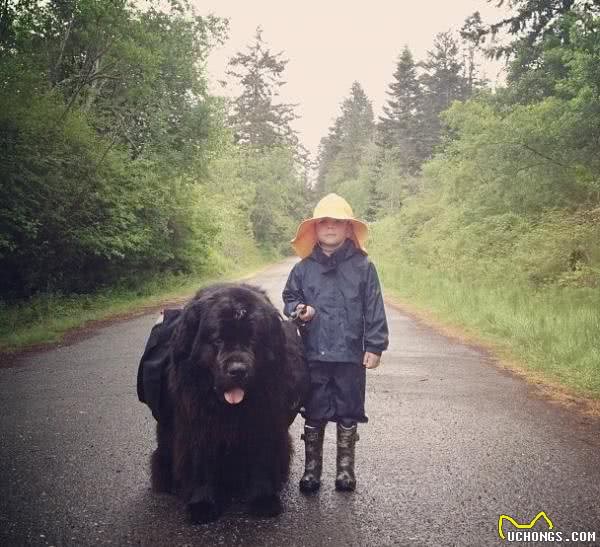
[0,0,229,297]
[226,26,306,161]
[418,31,470,161]
[460,11,488,95]
[335,82,374,179]
[315,132,341,194]
[486,0,600,57]
[0,0,227,165]
[479,0,600,100]
[480,1,600,103]
[378,46,423,174]
[224,27,312,249]
[362,145,386,222]
[316,82,374,193]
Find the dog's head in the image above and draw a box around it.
[171,283,286,406]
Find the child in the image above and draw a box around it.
[282,193,389,493]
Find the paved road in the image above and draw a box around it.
[1,258,600,547]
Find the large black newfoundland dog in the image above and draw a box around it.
[139,282,308,524]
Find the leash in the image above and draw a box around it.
[288,304,308,328]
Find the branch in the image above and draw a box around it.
[520,142,569,168]
[57,44,121,122]
[472,140,570,168]
[512,161,548,175]
[52,13,75,85]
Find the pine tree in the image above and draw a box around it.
[226,27,304,157]
[315,132,340,194]
[486,0,599,58]
[378,46,423,174]
[460,12,487,95]
[418,31,470,161]
[336,81,374,179]
[483,0,599,103]
[362,146,385,222]
[316,81,374,193]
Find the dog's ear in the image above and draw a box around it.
[171,298,204,364]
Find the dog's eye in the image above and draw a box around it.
[212,338,223,346]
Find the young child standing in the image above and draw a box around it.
[282,193,389,493]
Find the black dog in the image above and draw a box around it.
[148,282,308,524]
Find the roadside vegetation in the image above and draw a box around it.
[315,2,600,397]
[0,3,309,351]
[0,252,272,351]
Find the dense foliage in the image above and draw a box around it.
[316,1,600,290]
[0,2,309,300]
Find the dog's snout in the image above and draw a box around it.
[227,361,248,379]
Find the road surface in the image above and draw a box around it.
[1,258,600,546]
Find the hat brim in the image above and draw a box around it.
[290,217,369,258]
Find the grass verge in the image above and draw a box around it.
[372,258,600,411]
[0,249,280,356]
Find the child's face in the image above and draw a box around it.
[315,217,351,247]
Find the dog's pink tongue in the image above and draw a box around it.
[224,388,245,405]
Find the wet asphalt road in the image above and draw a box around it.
[1,257,600,547]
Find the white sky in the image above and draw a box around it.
[194,0,509,158]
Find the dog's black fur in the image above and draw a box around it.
[150,282,308,524]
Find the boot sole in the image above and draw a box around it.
[299,481,321,494]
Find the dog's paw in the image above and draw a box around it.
[188,485,222,524]
[188,500,221,524]
[150,452,173,494]
[248,494,283,518]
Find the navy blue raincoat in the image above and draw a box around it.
[282,237,389,365]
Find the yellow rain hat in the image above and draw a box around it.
[290,193,369,258]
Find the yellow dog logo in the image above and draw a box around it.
[498,511,554,540]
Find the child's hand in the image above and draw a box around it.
[363,351,381,369]
[296,304,316,321]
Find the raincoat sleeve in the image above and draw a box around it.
[282,262,305,318]
[363,261,389,356]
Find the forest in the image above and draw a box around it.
[1,0,599,396]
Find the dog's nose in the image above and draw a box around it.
[227,362,248,379]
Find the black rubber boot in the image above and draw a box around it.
[335,423,359,491]
[299,424,325,493]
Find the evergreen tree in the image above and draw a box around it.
[226,26,305,159]
[483,0,600,103]
[418,31,470,161]
[336,81,374,179]
[315,132,340,194]
[487,0,600,58]
[225,28,311,248]
[378,46,423,174]
[316,81,374,193]
[460,11,487,95]
[362,145,386,222]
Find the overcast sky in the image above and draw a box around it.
[194,1,509,158]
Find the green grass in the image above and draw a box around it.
[0,249,279,354]
[372,258,600,397]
